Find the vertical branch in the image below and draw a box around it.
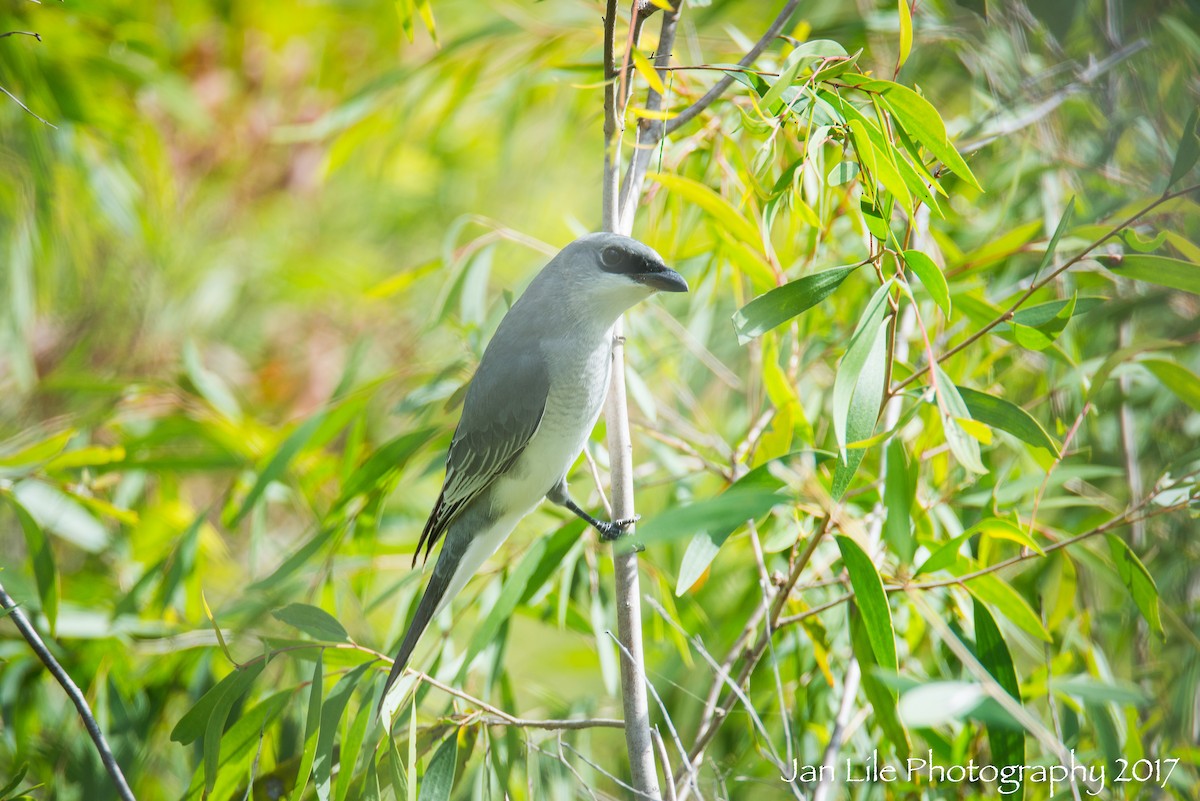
[0,581,138,801]
[602,2,662,798]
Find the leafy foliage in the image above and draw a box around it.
[2,1,1199,800]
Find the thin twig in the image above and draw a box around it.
[413,669,625,730]
[0,581,137,801]
[894,182,1200,392]
[663,0,799,136]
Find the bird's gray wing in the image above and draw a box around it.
[413,347,549,564]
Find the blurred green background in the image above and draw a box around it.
[2,0,1200,799]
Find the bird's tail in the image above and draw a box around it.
[378,556,454,714]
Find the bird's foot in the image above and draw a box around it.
[597,514,640,541]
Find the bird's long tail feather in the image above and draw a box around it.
[378,555,456,711]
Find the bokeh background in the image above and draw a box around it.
[2,1,1199,799]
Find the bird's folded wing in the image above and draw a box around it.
[414,348,549,564]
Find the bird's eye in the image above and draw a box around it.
[599,246,624,268]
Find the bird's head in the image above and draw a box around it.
[556,232,688,318]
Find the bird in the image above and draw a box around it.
[379,232,688,708]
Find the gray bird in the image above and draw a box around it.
[380,232,687,705]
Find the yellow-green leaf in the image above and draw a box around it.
[649,173,760,248]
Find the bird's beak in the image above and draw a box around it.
[639,267,689,293]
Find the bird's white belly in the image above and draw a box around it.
[433,339,611,616]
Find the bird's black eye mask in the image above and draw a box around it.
[598,245,663,276]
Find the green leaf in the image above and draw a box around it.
[336,696,374,801]
[273,603,350,643]
[1106,535,1164,638]
[973,601,1024,794]
[1011,293,1076,351]
[1009,295,1104,328]
[314,662,374,801]
[1168,105,1200,188]
[832,315,890,499]
[850,606,910,755]
[457,536,548,680]
[899,681,986,726]
[1034,197,1076,278]
[897,0,913,70]
[732,264,860,343]
[833,281,893,456]
[1100,254,1200,294]
[6,496,58,634]
[933,366,987,474]
[836,535,897,675]
[915,532,972,576]
[184,690,291,801]
[333,429,436,510]
[417,731,459,801]
[759,50,806,112]
[0,430,74,469]
[11,480,109,553]
[232,411,329,526]
[0,765,28,800]
[649,173,760,249]
[639,489,785,546]
[202,663,266,796]
[171,661,266,746]
[183,340,242,419]
[956,386,1059,456]
[674,452,827,595]
[902,250,950,314]
[828,161,859,186]
[883,440,916,564]
[963,574,1052,643]
[876,82,982,190]
[290,653,324,801]
[1142,358,1200,412]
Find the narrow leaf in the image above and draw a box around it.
[832,317,890,499]
[233,411,328,526]
[1142,358,1200,412]
[963,574,1052,643]
[973,601,1025,794]
[7,496,58,634]
[290,653,324,801]
[897,0,913,70]
[417,732,459,801]
[639,490,785,546]
[273,603,350,643]
[1035,197,1076,277]
[933,366,987,474]
[649,173,759,248]
[171,662,266,746]
[1100,254,1200,295]
[836,535,897,674]
[902,250,950,314]
[732,264,860,343]
[1106,535,1164,638]
[314,662,374,801]
[630,48,666,95]
[957,386,1059,456]
[1168,105,1200,188]
[850,606,911,755]
[883,440,916,564]
[833,281,894,455]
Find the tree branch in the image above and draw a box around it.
[0,581,137,801]
[602,0,662,797]
[894,182,1200,392]
[662,0,799,136]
